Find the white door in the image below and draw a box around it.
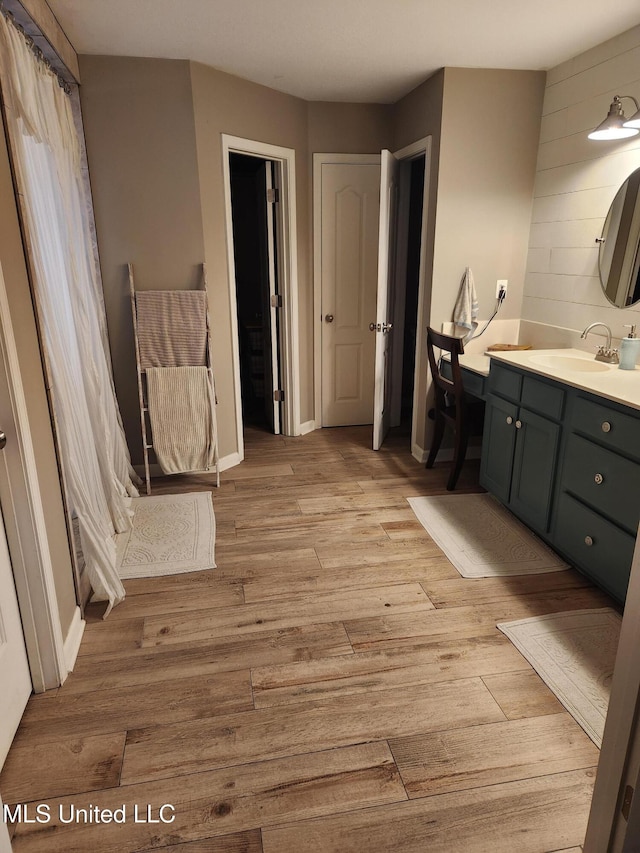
[321,163,380,426]
[0,487,31,766]
[373,149,400,450]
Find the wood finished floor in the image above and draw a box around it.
[1,425,615,852]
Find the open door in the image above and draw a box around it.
[373,149,400,450]
[265,161,282,434]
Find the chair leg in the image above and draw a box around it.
[447,422,469,491]
[426,415,445,469]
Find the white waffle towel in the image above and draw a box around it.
[146,366,217,475]
[453,267,479,342]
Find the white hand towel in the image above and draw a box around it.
[453,267,479,342]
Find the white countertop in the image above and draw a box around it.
[458,353,492,376]
[488,348,640,411]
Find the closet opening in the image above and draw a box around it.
[389,153,426,436]
[229,152,283,434]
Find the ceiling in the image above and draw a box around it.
[47,0,640,103]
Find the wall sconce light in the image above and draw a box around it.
[588,95,640,140]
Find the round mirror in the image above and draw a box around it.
[598,166,640,308]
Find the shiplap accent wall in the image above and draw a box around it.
[522,25,640,348]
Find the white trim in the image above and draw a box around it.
[584,528,640,851]
[0,262,67,692]
[62,605,85,672]
[299,419,317,436]
[135,450,242,481]
[221,135,301,449]
[218,451,243,472]
[313,153,381,427]
[411,442,427,464]
[0,796,12,853]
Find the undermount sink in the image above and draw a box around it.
[529,354,613,373]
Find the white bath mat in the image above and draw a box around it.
[407,493,568,578]
[498,608,621,747]
[116,492,216,579]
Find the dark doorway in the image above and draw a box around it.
[229,153,281,432]
[400,155,426,426]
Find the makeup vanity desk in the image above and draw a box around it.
[439,353,491,399]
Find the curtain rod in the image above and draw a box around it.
[0,4,72,94]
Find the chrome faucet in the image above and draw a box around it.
[580,323,619,364]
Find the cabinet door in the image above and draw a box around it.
[510,407,560,533]
[480,394,518,503]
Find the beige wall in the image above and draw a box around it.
[307,102,391,154]
[391,71,445,452]
[0,119,77,637]
[521,24,640,349]
[189,62,312,449]
[79,56,206,463]
[432,68,545,330]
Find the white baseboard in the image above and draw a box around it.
[63,605,85,676]
[299,419,317,436]
[218,451,243,472]
[0,796,12,853]
[412,443,427,464]
[134,451,243,482]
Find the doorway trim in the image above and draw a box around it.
[312,152,381,427]
[221,135,301,459]
[0,261,72,693]
[313,143,432,453]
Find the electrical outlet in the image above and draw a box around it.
[496,279,508,298]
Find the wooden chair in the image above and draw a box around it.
[425,326,469,491]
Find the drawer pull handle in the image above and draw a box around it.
[594,473,604,485]
[506,416,513,425]
[515,420,522,429]
[601,421,612,433]
[585,535,594,547]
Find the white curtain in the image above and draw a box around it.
[0,13,139,616]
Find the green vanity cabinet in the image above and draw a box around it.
[480,359,640,603]
[552,391,640,603]
[480,364,563,534]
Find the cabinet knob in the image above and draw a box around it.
[325,314,334,323]
[594,473,604,485]
[601,421,611,433]
[506,416,513,425]
[515,420,522,429]
[584,535,594,547]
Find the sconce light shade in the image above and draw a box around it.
[588,96,640,140]
[623,107,640,129]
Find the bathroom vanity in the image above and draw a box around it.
[479,349,640,603]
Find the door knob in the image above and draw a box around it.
[0,431,6,450]
[369,322,378,331]
[325,314,334,323]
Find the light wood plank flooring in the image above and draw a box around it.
[1,425,615,852]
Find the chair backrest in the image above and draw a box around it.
[426,326,466,408]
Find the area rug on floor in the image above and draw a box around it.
[497,608,621,747]
[407,493,568,578]
[116,491,216,579]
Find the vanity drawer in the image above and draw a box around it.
[562,434,640,534]
[571,395,640,461]
[521,375,564,421]
[462,370,486,399]
[489,364,522,402]
[555,492,634,602]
